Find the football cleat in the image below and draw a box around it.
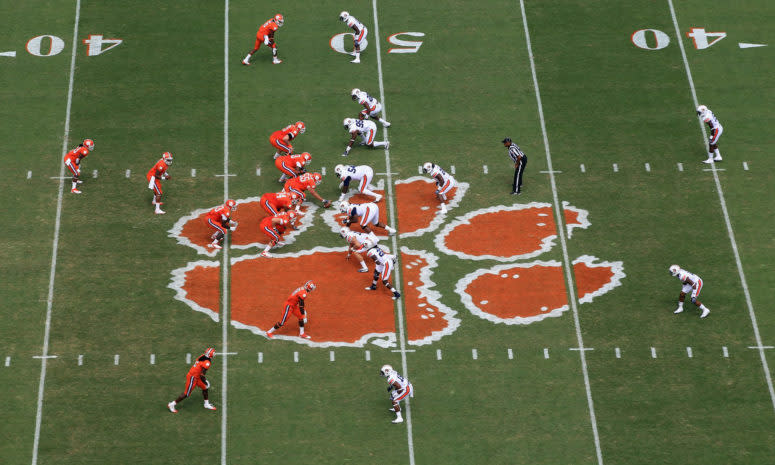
[358,268,368,273]
[304,280,316,292]
[422,162,433,173]
[71,188,82,194]
[273,58,282,65]
[162,152,173,165]
[167,402,178,413]
[274,13,284,27]
[392,292,401,300]
[668,264,680,276]
[365,285,377,291]
[83,139,95,151]
[380,364,393,377]
[207,242,222,249]
[266,331,275,339]
[339,11,350,22]
[296,121,305,134]
[204,402,217,411]
[351,88,361,100]
[700,308,710,318]
[392,417,404,424]
[300,333,312,340]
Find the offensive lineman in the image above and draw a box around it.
[380,364,413,423]
[342,118,388,157]
[351,88,390,127]
[696,105,723,164]
[669,265,710,318]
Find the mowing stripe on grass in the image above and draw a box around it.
[667,0,775,413]
[32,1,82,464]
[520,2,603,463]
[372,1,414,463]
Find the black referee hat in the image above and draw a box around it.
[502,137,512,144]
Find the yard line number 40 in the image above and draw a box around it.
[21,34,122,57]
[631,28,726,50]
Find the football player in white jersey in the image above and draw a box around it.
[669,265,710,318]
[334,164,382,202]
[365,246,400,300]
[380,364,413,423]
[422,162,456,214]
[339,226,379,273]
[696,105,723,164]
[351,88,390,127]
[340,200,396,235]
[339,11,367,63]
[342,118,388,157]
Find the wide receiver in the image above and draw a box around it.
[266,280,316,339]
[63,138,95,194]
[146,152,173,214]
[669,265,710,318]
[168,347,217,413]
[242,14,284,65]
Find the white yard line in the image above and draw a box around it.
[31,1,82,464]
[221,1,231,463]
[666,0,775,412]
[519,1,604,464]
[371,1,415,463]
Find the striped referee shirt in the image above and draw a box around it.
[507,143,525,163]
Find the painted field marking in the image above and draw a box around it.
[32,355,58,359]
[191,168,196,177]
[615,347,621,359]
[256,167,261,176]
[376,172,400,176]
[613,163,619,172]
[743,162,749,170]
[214,173,236,177]
[49,176,70,180]
[125,169,131,178]
[0,51,16,57]
[677,162,684,172]
[186,353,191,364]
[645,163,651,172]
[722,346,729,358]
[77,354,83,366]
[703,168,725,172]
[391,349,416,353]
[92,169,98,178]
[150,354,156,365]
[258,352,263,364]
[521,2,603,462]
[5,356,10,367]
[114,354,120,365]
[417,165,422,174]
[686,347,693,358]
[650,347,657,359]
[329,350,336,362]
[294,351,299,363]
[436,349,442,360]
[216,352,238,356]
[27,170,32,179]
[668,0,775,413]
[507,348,514,360]
[739,43,767,48]
[748,346,775,350]
[539,170,562,174]
[372,2,414,463]
[450,165,456,174]
[472,348,478,360]
[543,348,550,359]
[580,164,586,173]
[483,165,488,174]
[365,350,371,361]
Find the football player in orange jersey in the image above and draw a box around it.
[242,13,284,65]
[283,172,332,208]
[63,138,94,194]
[205,199,238,250]
[146,152,173,214]
[259,191,300,216]
[269,121,305,159]
[259,210,300,257]
[266,281,316,339]
[275,151,311,183]
[168,347,217,413]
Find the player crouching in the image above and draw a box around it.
[339,226,379,273]
[364,246,400,299]
[205,199,238,250]
[380,364,413,424]
[266,280,316,340]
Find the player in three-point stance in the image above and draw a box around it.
[338,11,367,63]
[146,152,173,215]
[168,347,217,413]
[342,118,388,157]
[205,199,238,250]
[63,138,95,194]
[242,14,284,65]
[283,172,332,208]
[696,105,723,164]
[422,162,456,214]
[339,226,379,273]
[365,246,401,300]
[259,191,301,216]
[669,265,710,318]
[260,210,300,257]
[350,88,390,127]
[269,121,305,160]
[339,200,396,236]
[334,163,382,202]
[266,280,316,340]
[380,364,413,423]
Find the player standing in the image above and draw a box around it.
[669,265,710,318]
[421,162,456,214]
[146,152,173,215]
[205,199,238,250]
[339,11,367,63]
[242,14,284,65]
[63,138,94,194]
[334,164,382,202]
[696,105,723,164]
[270,121,305,159]
[168,347,217,413]
[266,281,316,339]
[380,364,413,423]
[342,118,388,157]
[351,88,390,127]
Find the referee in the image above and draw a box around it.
[502,137,527,195]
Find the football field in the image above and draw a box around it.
[3,1,775,464]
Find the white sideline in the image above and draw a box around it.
[667,0,775,412]
[371,1,415,464]
[519,1,605,464]
[32,1,82,464]
[221,1,231,463]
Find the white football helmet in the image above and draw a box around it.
[339,201,351,214]
[696,105,708,116]
[422,162,433,173]
[380,364,393,377]
[339,11,350,22]
[334,164,345,178]
[343,117,355,129]
[669,264,681,276]
[339,226,350,238]
[351,88,361,100]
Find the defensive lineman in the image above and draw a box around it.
[502,137,527,195]
[380,364,413,423]
[696,105,723,164]
[365,246,401,300]
[342,118,388,157]
[339,11,367,63]
[351,88,390,127]
[334,164,382,202]
[669,265,710,318]
[422,162,456,213]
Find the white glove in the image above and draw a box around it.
[264,35,270,46]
